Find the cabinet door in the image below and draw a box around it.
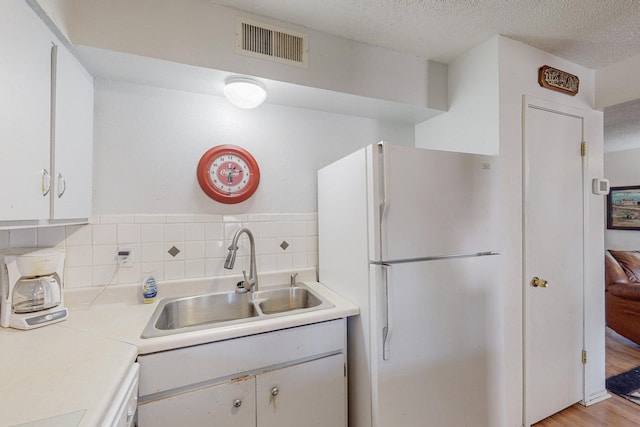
[137,376,256,427]
[0,1,52,221]
[257,354,346,427]
[52,44,93,220]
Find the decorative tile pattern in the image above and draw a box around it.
[167,246,181,258]
[3,213,318,288]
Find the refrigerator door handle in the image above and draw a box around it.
[381,263,393,360]
[377,141,390,260]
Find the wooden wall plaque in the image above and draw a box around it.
[538,65,579,96]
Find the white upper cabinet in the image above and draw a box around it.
[52,45,94,220]
[0,1,93,226]
[0,1,53,221]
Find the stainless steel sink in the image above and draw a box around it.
[154,292,258,330]
[253,287,323,315]
[141,283,334,338]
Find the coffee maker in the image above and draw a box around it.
[0,248,68,330]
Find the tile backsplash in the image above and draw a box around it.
[0,213,318,289]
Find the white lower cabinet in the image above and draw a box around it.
[138,376,256,426]
[256,353,345,427]
[137,320,347,427]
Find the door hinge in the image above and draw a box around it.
[344,363,347,377]
[582,350,587,364]
[581,141,586,157]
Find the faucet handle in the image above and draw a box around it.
[235,271,254,293]
[235,281,250,293]
[290,273,298,287]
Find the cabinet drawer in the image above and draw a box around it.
[138,319,345,396]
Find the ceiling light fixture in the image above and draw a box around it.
[223,76,267,109]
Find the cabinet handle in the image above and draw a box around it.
[233,399,242,408]
[269,387,279,410]
[57,173,66,198]
[41,169,51,197]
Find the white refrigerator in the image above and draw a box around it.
[318,142,505,427]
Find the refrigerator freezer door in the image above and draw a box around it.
[370,144,501,262]
[369,256,505,427]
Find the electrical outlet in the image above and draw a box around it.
[117,247,133,267]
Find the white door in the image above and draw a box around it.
[524,98,585,425]
[257,354,346,427]
[0,1,52,221]
[52,44,94,219]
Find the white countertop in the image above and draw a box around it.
[0,326,137,427]
[0,268,358,426]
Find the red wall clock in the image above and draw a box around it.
[197,145,260,204]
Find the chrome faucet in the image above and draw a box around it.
[224,228,258,293]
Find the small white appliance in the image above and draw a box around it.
[318,142,505,426]
[0,248,68,330]
[592,178,610,195]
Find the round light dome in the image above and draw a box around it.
[223,77,267,109]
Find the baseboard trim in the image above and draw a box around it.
[581,390,611,406]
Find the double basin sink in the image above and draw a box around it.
[141,284,334,338]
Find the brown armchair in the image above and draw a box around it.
[605,250,640,344]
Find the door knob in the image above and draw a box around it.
[531,276,549,288]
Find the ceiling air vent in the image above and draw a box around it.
[236,18,308,68]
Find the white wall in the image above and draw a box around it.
[497,36,605,424]
[604,148,640,250]
[415,37,499,155]
[596,52,640,109]
[0,78,414,288]
[93,79,414,215]
[416,35,605,426]
[36,0,446,110]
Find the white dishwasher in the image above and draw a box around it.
[101,363,139,427]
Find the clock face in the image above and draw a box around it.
[197,145,260,204]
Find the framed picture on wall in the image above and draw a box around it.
[607,185,640,230]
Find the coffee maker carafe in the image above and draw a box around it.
[0,248,68,330]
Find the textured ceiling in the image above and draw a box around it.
[210,0,640,69]
[604,98,640,151]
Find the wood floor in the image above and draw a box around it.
[533,329,640,426]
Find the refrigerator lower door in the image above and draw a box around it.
[369,255,505,427]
